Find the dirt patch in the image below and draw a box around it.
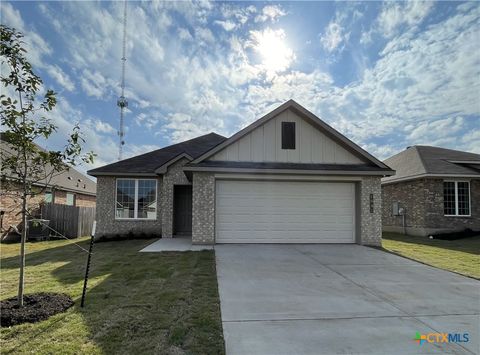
[1,292,74,327]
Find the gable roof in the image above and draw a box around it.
[382,145,480,184]
[87,133,226,176]
[0,135,96,195]
[191,100,391,171]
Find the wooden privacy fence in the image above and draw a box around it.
[40,203,95,238]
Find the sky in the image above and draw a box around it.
[1,1,479,174]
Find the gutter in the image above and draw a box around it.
[381,173,480,185]
[183,166,395,176]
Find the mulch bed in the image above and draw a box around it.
[1,292,74,327]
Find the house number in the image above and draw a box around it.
[369,194,374,213]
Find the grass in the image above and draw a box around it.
[382,232,480,279]
[0,238,225,354]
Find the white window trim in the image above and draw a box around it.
[66,192,75,206]
[115,178,158,220]
[44,191,53,203]
[444,180,471,217]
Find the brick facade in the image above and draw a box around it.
[53,190,96,208]
[382,178,480,236]
[94,162,384,245]
[95,176,162,238]
[95,159,193,239]
[75,194,97,207]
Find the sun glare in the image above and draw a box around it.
[251,28,295,73]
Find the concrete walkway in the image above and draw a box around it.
[139,237,213,252]
[215,244,479,355]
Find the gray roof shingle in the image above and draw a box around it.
[87,132,226,176]
[382,146,480,183]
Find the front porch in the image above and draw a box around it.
[140,236,213,252]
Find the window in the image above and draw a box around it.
[443,181,470,216]
[44,191,53,203]
[281,122,295,149]
[66,193,75,206]
[116,179,157,219]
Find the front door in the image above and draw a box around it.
[173,185,192,236]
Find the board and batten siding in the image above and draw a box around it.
[210,109,364,164]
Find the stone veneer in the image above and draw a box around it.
[95,176,162,237]
[161,158,191,238]
[192,172,215,244]
[382,178,480,236]
[191,173,383,246]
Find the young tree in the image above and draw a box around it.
[0,25,95,306]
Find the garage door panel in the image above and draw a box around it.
[217,224,354,233]
[220,200,353,211]
[217,217,354,228]
[219,202,354,212]
[215,180,355,243]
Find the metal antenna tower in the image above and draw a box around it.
[117,0,128,160]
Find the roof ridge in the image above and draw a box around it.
[412,146,428,175]
[414,145,480,156]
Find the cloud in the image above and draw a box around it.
[461,129,480,153]
[5,0,477,166]
[34,98,119,172]
[1,2,24,30]
[408,116,464,142]
[45,65,75,91]
[320,22,348,52]
[220,3,256,26]
[80,69,115,99]
[159,112,211,143]
[214,20,237,31]
[94,120,117,134]
[178,28,193,41]
[135,112,160,130]
[1,2,52,69]
[378,1,434,38]
[195,27,215,43]
[359,29,373,45]
[255,5,286,23]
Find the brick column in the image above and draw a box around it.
[192,172,215,244]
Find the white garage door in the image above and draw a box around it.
[215,180,356,243]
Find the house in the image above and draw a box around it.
[0,135,96,235]
[382,146,480,236]
[88,100,394,245]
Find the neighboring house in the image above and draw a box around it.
[88,100,394,245]
[382,146,480,236]
[0,136,96,234]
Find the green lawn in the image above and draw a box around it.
[382,232,480,279]
[0,238,225,354]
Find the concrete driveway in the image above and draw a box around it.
[215,244,479,355]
